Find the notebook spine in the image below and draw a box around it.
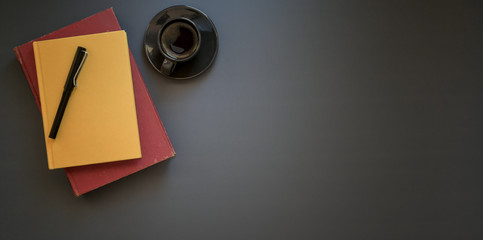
[33,42,55,169]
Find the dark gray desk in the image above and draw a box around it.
[1,0,482,239]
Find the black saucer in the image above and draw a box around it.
[144,5,218,79]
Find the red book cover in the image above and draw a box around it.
[14,8,175,196]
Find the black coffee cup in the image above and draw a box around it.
[144,5,218,79]
[158,18,201,75]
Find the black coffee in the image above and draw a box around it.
[170,26,194,54]
[160,21,199,60]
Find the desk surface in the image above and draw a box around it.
[1,0,482,239]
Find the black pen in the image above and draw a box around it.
[49,46,88,139]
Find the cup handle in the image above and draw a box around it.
[161,58,176,75]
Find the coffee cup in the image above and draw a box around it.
[158,18,201,75]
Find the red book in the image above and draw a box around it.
[14,8,175,196]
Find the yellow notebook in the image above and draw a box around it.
[33,30,142,169]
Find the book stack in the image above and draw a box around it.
[14,8,175,196]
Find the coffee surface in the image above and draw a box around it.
[170,26,194,54]
[160,21,199,60]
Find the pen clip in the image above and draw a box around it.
[73,50,88,87]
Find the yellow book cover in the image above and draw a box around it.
[33,30,141,169]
